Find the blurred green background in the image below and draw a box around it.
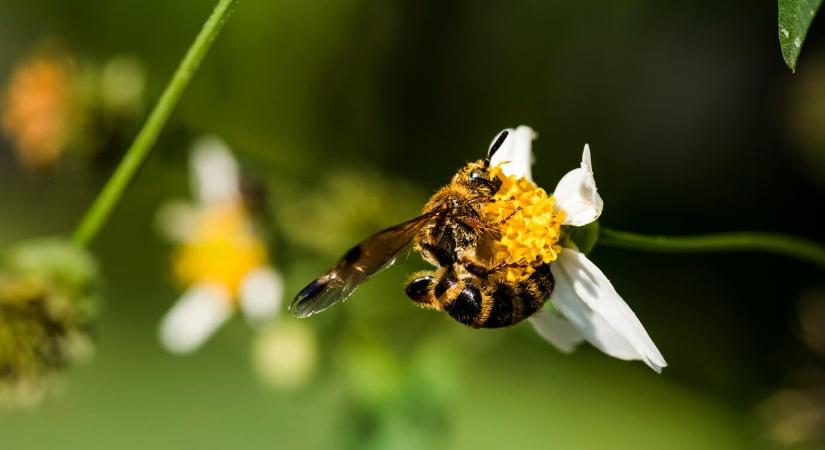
[1,0,825,449]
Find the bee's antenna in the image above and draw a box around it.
[485,130,509,166]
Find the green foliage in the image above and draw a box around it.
[778,0,824,71]
[337,334,455,450]
[278,170,425,258]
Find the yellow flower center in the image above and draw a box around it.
[173,202,267,298]
[482,167,565,282]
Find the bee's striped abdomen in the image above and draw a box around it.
[529,264,555,298]
[404,262,555,329]
[480,263,554,328]
[516,263,554,322]
[481,285,515,328]
[515,286,544,322]
[446,285,483,326]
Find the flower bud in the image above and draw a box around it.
[0,238,99,410]
[252,321,317,390]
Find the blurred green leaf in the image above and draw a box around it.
[778,0,823,71]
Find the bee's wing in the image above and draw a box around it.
[289,212,438,318]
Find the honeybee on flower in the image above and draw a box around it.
[293,126,666,372]
[488,126,666,373]
[156,137,283,354]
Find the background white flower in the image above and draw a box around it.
[492,126,667,373]
[156,136,284,354]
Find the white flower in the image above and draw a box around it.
[491,126,667,373]
[156,136,284,354]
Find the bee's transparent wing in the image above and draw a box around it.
[289,212,437,318]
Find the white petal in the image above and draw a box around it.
[488,125,536,180]
[159,284,233,354]
[551,271,640,360]
[190,136,240,206]
[240,267,284,326]
[528,308,585,353]
[155,199,198,243]
[550,248,667,372]
[554,144,603,226]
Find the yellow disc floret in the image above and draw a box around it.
[483,167,565,282]
[173,202,267,298]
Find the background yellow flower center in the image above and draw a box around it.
[173,202,267,297]
[482,167,564,282]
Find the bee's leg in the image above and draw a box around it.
[405,270,442,311]
[458,207,522,235]
[499,260,532,271]
[419,221,457,267]
[460,258,530,278]
[419,242,456,267]
[462,260,493,279]
[456,216,488,231]
[467,195,494,206]
[491,206,522,226]
[457,214,506,234]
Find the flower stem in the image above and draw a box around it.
[71,0,237,248]
[599,227,825,270]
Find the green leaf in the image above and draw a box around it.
[779,0,823,72]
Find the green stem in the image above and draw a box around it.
[599,227,825,270]
[71,0,237,247]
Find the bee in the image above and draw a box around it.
[290,130,554,328]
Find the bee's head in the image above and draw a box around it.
[453,130,509,196]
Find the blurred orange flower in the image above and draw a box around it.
[1,51,78,170]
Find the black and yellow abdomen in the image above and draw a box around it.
[404,263,555,329]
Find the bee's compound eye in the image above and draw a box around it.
[469,169,485,181]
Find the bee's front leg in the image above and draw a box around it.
[457,216,501,235]
[467,195,495,206]
[491,206,522,226]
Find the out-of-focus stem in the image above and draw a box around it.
[599,227,825,270]
[72,0,237,247]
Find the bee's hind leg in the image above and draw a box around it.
[405,270,442,311]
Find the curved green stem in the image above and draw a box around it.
[599,227,825,270]
[72,0,237,247]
